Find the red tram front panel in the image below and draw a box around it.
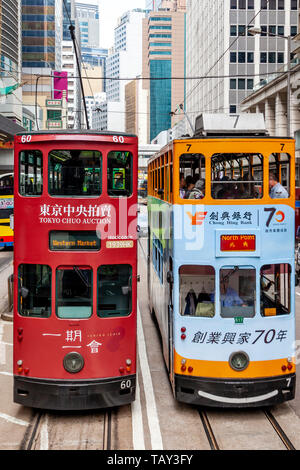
[13,132,138,410]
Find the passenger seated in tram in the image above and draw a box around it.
[184,175,195,198]
[180,173,186,198]
[188,178,205,199]
[269,172,289,198]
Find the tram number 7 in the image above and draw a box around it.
[120,379,132,390]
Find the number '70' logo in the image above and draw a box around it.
[264,208,285,227]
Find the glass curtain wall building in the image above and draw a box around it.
[22,0,61,69]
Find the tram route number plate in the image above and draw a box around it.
[220,234,256,252]
[106,240,134,249]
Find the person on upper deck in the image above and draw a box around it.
[269,172,289,199]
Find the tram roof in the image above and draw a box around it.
[15,129,137,138]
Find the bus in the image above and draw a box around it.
[13,130,138,410]
[0,173,14,248]
[147,113,296,408]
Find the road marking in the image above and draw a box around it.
[296,292,300,297]
[0,371,12,376]
[0,412,28,427]
[137,305,163,450]
[131,371,145,450]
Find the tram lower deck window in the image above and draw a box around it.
[179,266,215,317]
[97,265,132,317]
[219,267,256,318]
[260,264,291,316]
[56,267,92,318]
[48,150,102,196]
[18,264,51,317]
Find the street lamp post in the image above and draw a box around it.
[248,27,292,137]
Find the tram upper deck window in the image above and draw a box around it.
[107,151,132,197]
[56,266,92,318]
[19,150,43,196]
[48,150,101,196]
[260,264,291,316]
[219,267,256,318]
[179,265,215,317]
[269,153,290,199]
[179,154,205,199]
[211,153,263,199]
[97,264,132,317]
[18,264,51,317]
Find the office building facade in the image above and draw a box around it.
[185,0,298,124]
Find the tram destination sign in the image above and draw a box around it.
[49,231,100,251]
[220,234,256,252]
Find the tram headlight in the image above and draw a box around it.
[63,352,84,374]
[229,351,249,372]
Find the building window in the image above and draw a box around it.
[247,52,254,63]
[230,0,237,8]
[230,79,236,89]
[238,25,246,36]
[238,52,246,63]
[278,52,284,63]
[247,79,254,89]
[229,105,237,113]
[238,78,245,89]
[230,52,237,63]
[268,52,276,63]
[230,25,237,36]
[278,0,285,9]
[291,0,297,9]
[260,52,267,63]
[248,0,254,8]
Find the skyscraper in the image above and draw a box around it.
[142,6,186,142]
[185,0,298,122]
[0,0,22,124]
[75,2,100,48]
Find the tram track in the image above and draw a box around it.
[19,410,44,450]
[102,409,112,450]
[263,408,296,451]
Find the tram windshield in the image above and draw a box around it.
[219,267,256,318]
[56,266,92,318]
[211,153,263,199]
[48,150,101,196]
[179,265,215,317]
[18,264,51,317]
[97,264,132,317]
[260,263,291,316]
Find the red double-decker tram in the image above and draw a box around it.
[13,131,138,410]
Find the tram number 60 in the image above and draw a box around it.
[120,379,132,390]
[113,135,125,143]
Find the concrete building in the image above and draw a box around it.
[0,0,22,125]
[75,1,100,48]
[142,5,186,142]
[185,0,298,129]
[99,9,147,133]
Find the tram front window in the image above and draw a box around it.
[211,153,263,199]
[18,264,51,317]
[49,150,101,196]
[260,264,291,316]
[179,265,215,317]
[179,154,205,199]
[56,267,92,318]
[219,267,256,318]
[97,265,132,317]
